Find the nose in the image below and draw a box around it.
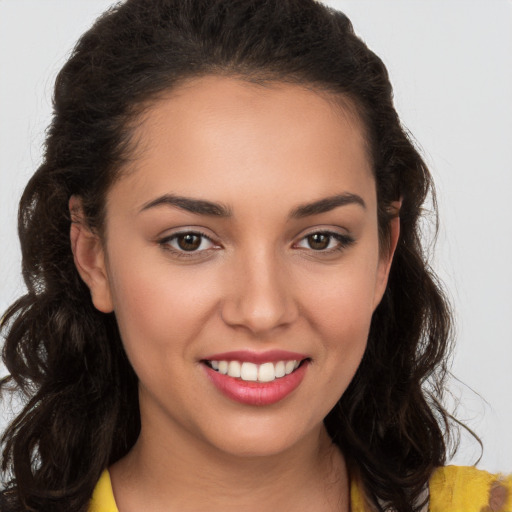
[220,248,299,335]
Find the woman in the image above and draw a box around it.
[1,1,510,511]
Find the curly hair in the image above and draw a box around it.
[1,1,455,511]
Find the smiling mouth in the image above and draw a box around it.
[203,359,308,383]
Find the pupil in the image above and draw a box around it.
[178,234,201,251]
[308,233,329,250]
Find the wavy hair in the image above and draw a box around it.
[1,1,455,511]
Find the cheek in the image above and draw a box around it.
[300,255,379,338]
[313,287,373,377]
[297,283,373,423]
[106,256,219,361]
[297,254,380,385]
[307,283,375,333]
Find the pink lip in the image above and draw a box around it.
[202,360,309,406]
[202,349,308,364]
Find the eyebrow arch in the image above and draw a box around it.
[140,194,232,217]
[290,193,366,218]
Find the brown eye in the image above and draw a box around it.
[295,231,355,253]
[160,231,216,254]
[177,233,202,251]
[306,233,330,250]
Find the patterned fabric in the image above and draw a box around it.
[90,465,512,512]
[429,466,512,512]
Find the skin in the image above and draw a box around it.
[71,76,400,512]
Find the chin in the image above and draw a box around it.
[200,418,324,460]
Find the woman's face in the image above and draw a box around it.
[80,76,397,458]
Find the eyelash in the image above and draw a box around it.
[158,230,355,259]
[294,231,355,254]
[158,230,219,259]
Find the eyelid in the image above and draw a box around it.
[157,228,221,257]
[155,226,354,259]
[293,227,355,252]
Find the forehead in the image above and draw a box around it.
[108,76,374,215]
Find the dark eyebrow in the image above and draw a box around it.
[290,193,366,218]
[139,194,232,217]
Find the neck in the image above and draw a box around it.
[110,419,349,512]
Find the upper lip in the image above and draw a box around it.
[202,350,309,364]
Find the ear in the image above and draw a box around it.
[373,200,401,309]
[69,196,114,313]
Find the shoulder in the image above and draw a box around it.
[429,465,512,512]
[350,465,512,512]
[91,465,512,512]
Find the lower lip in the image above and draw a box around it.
[203,361,309,406]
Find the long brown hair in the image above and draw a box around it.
[2,1,455,511]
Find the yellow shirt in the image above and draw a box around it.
[90,465,512,512]
[89,470,118,512]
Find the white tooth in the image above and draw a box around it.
[210,360,219,370]
[240,362,258,381]
[218,360,229,375]
[285,360,296,375]
[293,360,300,370]
[227,360,241,378]
[274,361,285,378]
[258,362,275,382]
